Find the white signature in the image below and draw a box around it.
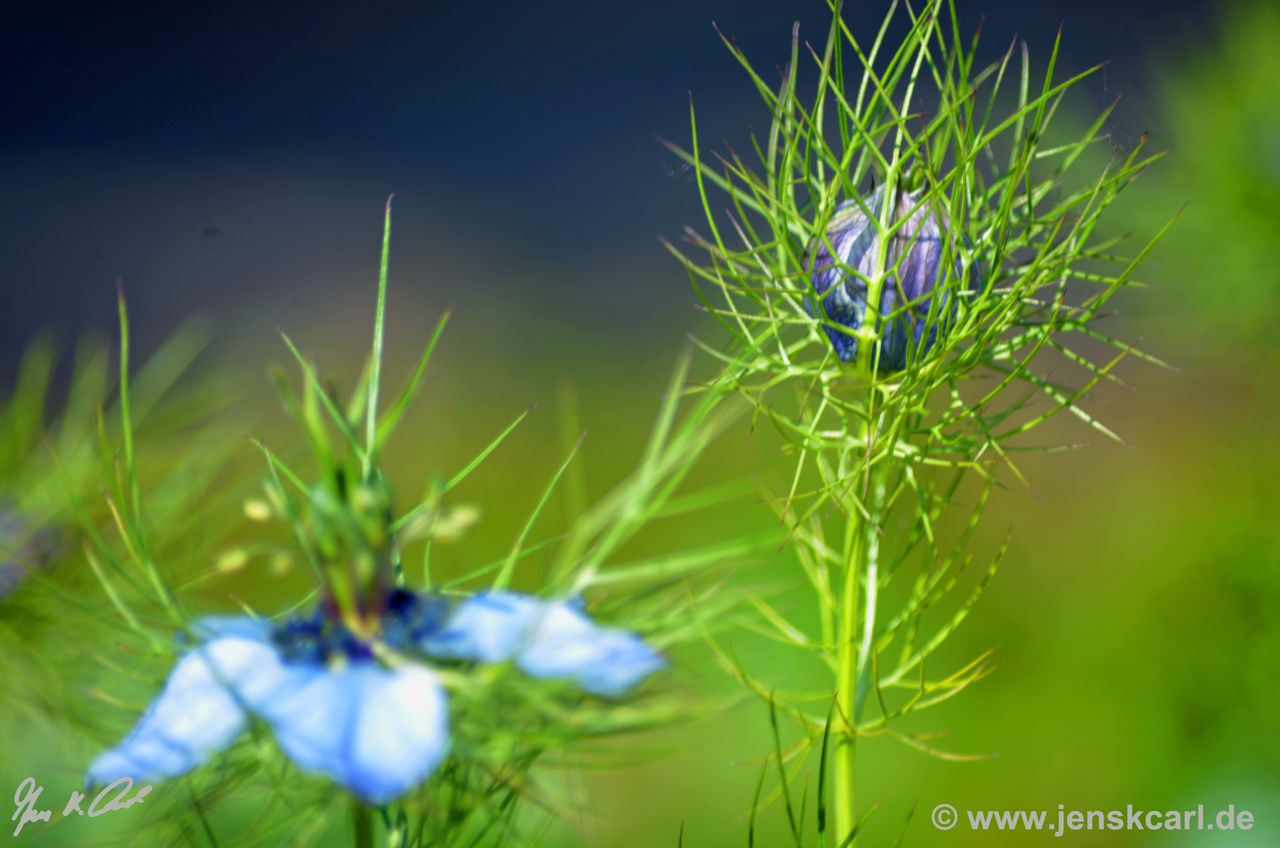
[12,777,152,836]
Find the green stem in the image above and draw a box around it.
[834,505,863,847]
[365,196,392,480]
[833,387,871,847]
[354,801,373,848]
[854,465,887,722]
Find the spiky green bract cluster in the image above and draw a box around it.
[0,315,241,733]
[77,200,766,848]
[661,0,1177,843]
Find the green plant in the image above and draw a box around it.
[661,1,1176,843]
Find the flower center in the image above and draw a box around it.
[269,589,451,666]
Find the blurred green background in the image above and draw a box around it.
[3,1,1279,846]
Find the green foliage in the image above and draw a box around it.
[661,0,1174,842]
[0,316,241,731]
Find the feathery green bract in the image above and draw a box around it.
[663,1,1174,844]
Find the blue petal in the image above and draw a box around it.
[200,633,342,771]
[247,662,449,805]
[254,665,359,778]
[517,601,665,697]
[419,592,541,662]
[342,664,450,805]
[191,615,274,642]
[85,750,150,787]
[202,632,450,804]
[201,629,299,708]
[514,601,598,676]
[87,649,247,786]
[573,630,667,697]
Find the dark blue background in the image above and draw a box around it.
[0,0,1214,375]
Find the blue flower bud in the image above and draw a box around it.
[808,185,970,371]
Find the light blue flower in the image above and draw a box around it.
[422,593,665,697]
[89,617,450,806]
[90,588,664,802]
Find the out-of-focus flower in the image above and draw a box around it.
[807,185,970,371]
[88,614,449,806]
[422,592,666,697]
[87,589,665,801]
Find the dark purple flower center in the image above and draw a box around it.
[270,589,451,665]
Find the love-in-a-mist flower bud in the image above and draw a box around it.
[807,185,970,371]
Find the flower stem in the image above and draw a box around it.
[353,801,373,848]
[834,502,863,847]
[833,385,871,847]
